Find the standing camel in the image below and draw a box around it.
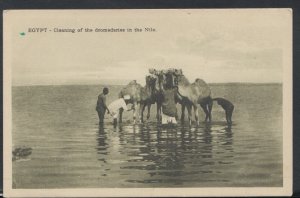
[149,69,167,123]
[161,69,213,125]
[139,75,157,122]
[118,75,157,123]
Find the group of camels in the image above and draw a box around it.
[118,68,213,126]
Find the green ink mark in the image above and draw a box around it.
[20,32,25,36]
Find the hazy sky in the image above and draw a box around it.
[6,9,291,86]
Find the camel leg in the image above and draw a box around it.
[136,103,141,123]
[156,103,159,121]
[207,99,213,122]
[133,102,138,124]
[181,104,185,122]
[186,105,192,126]
[193,104,199,126]
[156,102,162,122]
[159,104,162,122]
[175,106,179,121]
[200,102,209,122]
[146,103,151,120]
[119,108,124,123]
[139,103,146,123]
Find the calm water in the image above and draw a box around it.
[12,84,283,188]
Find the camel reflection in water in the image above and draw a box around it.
[96,122,234,186]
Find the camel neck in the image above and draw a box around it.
[178,76,190,86]
[145,84,155,94]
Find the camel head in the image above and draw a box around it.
[145,75,157,90]
[163,68,183,89]
[148,68,184,90]
[172,69,190,86]
[156,70,167,91]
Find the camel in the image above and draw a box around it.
[148,69,167,123]
[159,69,213,125]
[118,75,157,123]
[139,75,158,122]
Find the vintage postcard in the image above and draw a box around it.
[3,9,292,197]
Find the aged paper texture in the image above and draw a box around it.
[3,9,292,197]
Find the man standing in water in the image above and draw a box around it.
[213,97,234,125]
[96,87,110,125]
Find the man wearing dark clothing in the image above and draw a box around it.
[96,87,110,124]
[213,98,234,125]
[162,88,178,117]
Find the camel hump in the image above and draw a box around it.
[194,78,208,86]
[119,81,143,102]
[129,80,138,85]
[193,79,211,99]
[177,79,211,101]
[126,80,143,90]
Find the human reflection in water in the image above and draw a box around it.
[97,125,108,163]
[203,123,213,145]
[210,123,234,155]
[160,127,184,174]
[223,125,233,147]
[199,123,214,162]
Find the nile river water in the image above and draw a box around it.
[12,84,282,188]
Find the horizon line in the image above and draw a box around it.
[11,82,283,87]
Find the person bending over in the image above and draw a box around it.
[108,95,133,126]
[213,98,234,125]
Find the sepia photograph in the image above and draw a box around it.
[3,9,292,197]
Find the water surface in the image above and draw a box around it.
[12,84,283,188]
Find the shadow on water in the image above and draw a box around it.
[95,121,235,186]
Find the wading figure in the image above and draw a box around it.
[213,98,234,125]
[118,75,157,123]
[151,69,183,123]
[96,87,110,125]
[107,95,133,126]
[118,80,142,123]
[163,69,213,125]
